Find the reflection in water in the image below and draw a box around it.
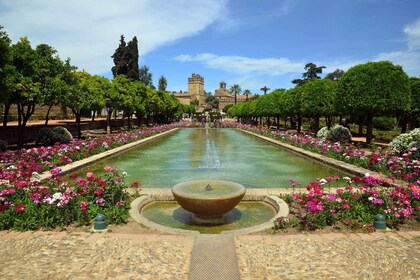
[143,201,266,234]
[74,128,349,188]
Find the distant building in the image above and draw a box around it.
[172,73,205,107]
[214,81,253,110]
[171,75,253,110]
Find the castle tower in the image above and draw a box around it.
[188,73,205,107]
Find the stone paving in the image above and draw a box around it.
[236,231,420,280]
[0,231,194,280]
[0,230,419,279]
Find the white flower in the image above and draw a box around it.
[122,171,128,177]
[365,173,370,177]
[53,192,63,200]
[368,197,374,201]
[319,178,327,185]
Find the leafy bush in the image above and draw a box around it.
[0,139,7,152]
[373,117,396,131]
[326,125,352,143]
[390,128,420,155]
[36,126,73,145]
[316,126,330,139]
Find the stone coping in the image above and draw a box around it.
[129,189,289,235]
[39,128,179,181]
[237,128,407,186]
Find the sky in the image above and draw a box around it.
[1,0,420,94]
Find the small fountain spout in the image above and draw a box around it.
[205,184,213,191]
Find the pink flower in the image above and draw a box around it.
[50,167,62,175]
[104,166,113,172]
[342,204,351,209]
[86,172,94,180]
[116,201,125,206]
[80,201,88,211]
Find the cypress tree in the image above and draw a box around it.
[126,36,139,80]
[111,35,128,77]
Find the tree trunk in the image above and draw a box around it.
[45,105,53,125]
[17,102,35,149]
[297,116,302,133]
[91,111,96,122]
[400,116,408,134]
[259,116,262,126]
[128,114,131,129]
[2,103,10,127]
[276,116,280,129]
[326,116,332,130]
[339,115,343,125]
[289,117,295,130]
[358,115,364,136]
[366,114,373,144]
[312,116,320,133]
[75,113,82,139]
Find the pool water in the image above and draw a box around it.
[74,128,349,188]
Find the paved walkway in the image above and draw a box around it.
[0,230,419,279]
[189,234,240,280]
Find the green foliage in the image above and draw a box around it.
[317,126,330,139]
[373,117,396,131]
[0,139,8,151]
[301,79,337,117]
[390,128,420,157]
[158,75,167,91]
[36,126,73,145]
[139,65,153,87]
[337,61,410,116]
[111,35,139,80]
[326,125,352,143]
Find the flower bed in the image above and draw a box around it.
[222,122,419,183]
[273,175,420,232]
[0,166,138,231]
[0,122,198,230]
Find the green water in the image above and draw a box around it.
[75,128,349,188]
[141,201,276,234]
[173,180,244,198]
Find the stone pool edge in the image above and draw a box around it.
[237,128,406,185]
[39,128,179,181]
[129,189,290,235]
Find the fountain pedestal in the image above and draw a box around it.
[171,180,246,224]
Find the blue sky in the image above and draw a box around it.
[1,0,420,94]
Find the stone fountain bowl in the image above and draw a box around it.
[171,180,246,217]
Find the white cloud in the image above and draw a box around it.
[0,0,228,74]
[404,18,420,51]
[174,53,304,75]
[373,18,420,76]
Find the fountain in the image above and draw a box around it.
[171,180,246,224]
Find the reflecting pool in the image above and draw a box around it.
[75,128,348,188]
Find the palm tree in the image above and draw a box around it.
[243,89,251,101]
[260,86,270,95]
[230,84,242,105]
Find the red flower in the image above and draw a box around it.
[95,189,103,196]
[15,203,26,212]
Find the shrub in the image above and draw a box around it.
[373,117,397,131]
[0,139,7,152]
[316,126,330,139]
[390,128,420,155]
[326,125,352,143]
[36,126,73,145]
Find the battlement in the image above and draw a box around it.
[188,73,204,84]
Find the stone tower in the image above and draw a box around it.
[188,73,205,107]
